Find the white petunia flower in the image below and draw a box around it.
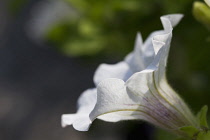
[62,88,97,130]
[62,14,198,135]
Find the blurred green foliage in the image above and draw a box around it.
[8,0,28,15]
[193,1,210,30]
[154,128,177,140]
[45,0,196,57]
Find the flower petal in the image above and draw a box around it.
[126,70,193,129]
[125,14,183,72]
[125,33,146,72]
[97,111,141,122]
[90,78,168,129]
[77,88,97,113]
[93,62,133,85]
[161,14,184,31]
[149,14,183,82]
[61,114,77,127]
[72,116,92,131]
[61,88,96,131]
[125,31,162,72]
[150,14,196,126]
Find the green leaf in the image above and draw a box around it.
[197,105,209,128]
[179,126,199,138]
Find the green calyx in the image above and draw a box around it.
[178,106,209,140]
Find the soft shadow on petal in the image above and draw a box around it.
[125,31,162,72]
[94,62,133,85]
[90,78,170,129]
[77,88,97,113]
[90,78,138,120]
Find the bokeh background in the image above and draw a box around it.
[0,0,209,140]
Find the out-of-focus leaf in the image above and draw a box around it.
[62,38,104,56]
[193,1,210,30]
[78,20,100,37]
[45,22,74,46]
[8,0,28,15]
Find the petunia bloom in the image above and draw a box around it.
[62,14,198,135]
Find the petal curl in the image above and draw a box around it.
[125,31,163,72]
[94,62,133,85]
[61,88,96,131]
[150,15,197,125]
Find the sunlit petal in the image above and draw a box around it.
[94,62,133,85]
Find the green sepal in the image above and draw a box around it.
[197,131,210,140]
[197,105,209,128]
[179,126,199,138]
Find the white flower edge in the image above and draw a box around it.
[61,88,96,131]
[93,30,164,85]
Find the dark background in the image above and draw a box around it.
[0,0,209,140]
